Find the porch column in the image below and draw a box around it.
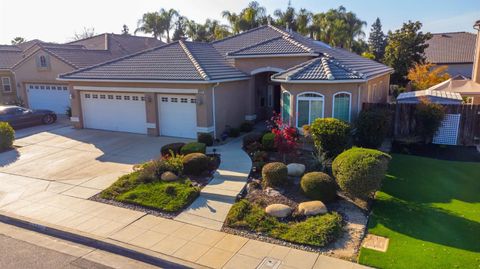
[245,77,256,121]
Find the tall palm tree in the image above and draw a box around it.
[221,11,241,34]
[222,1,267,33]
[159,8,178,43]
[135,12,162,39]
[296,8,313,36]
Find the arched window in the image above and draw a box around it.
[296,92,324,128]
[333,92,351,122]
[40,55,47,67]
[281,91,291,124]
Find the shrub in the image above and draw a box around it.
[414,99,445,143]
[332,147,391,200]
[161,143,185,156]
[310,118,350,159]
[243,133,262,147]
[262,133,275,150]
[274,212,342,247]
[246,141,263,153]
[162,153,184,175]
[138,159,177,182]
[183,153,210,175]
[197,133,214,146]
[225,200,281,233]
[180,142,206,155]
[229,128,241,137]
[252,151,268,162]
[0,122,14,151]
[300,172,337,202]
[262,162,288,188]
[355,108,391,148]
[253,161,266,171]
[240,121,254,132]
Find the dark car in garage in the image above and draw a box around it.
[0,106,57,129]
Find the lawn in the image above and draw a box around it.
[359,154,480,269]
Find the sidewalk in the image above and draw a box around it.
[175,137,252,230]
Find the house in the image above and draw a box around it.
[0,45,23,104]
[425,32,476,77]
[58,25,393,139]
[429,20,480,104]
[5,34,163,113]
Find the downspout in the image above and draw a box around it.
[357,84,361,114]
[212,82,220,139]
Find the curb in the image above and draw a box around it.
[0,211,208,269]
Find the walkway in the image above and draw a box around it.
[0,128,369,269]
[175,138,251,230]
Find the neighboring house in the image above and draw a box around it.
[429,21,480,104]
[425,32,476,77]
[59,25,393,139]
[0,45,23,104]
[8,34,163,114]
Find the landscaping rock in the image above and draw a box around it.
[264,187,283,197]
[265,204,292,218]
[161,171,179,182]
[298,201,328,216]
[287,163,305,177]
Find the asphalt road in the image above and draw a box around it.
[0,234,112,269]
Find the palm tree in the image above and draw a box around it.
[296,9,313,36]
[222,11,241,34]
[135,12,163,39]
[222,1,267,33]
[159,8,178,43]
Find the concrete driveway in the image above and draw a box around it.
[0,125,192,200]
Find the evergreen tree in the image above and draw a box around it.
[367,18,386,61]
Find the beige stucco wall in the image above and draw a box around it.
[0,70,18,104]
[232,56,314,74]
[13,49,74,107]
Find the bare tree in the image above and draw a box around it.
[73,27,96,40]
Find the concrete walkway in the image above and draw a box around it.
[0,129,369,269]
[175,138,251,230]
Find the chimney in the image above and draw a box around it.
[473,20,480,83]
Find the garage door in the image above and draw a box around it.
[27,84,70,114]
[158,94,197,138]
[81,92,147,134]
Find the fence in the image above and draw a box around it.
[362,103,480,146]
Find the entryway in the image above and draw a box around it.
[254,71,281,120]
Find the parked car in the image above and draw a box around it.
[0,106,57,129]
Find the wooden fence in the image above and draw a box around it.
[362,103,480,146]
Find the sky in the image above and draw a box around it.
[0,0,479,44]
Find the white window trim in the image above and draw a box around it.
[281,90,292,125]
[1,77,11,93]
[332,91,352,122]
[296,92,325,128]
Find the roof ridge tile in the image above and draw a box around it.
[179,41,210,81]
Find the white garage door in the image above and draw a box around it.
[158,94,197,139]
[81,92,147,134]
[27,84,70,114]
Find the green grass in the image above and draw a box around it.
[225,200,342,247]
[359,154,480,269]
[100,171,199,213]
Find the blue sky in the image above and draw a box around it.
[0,0,479,44]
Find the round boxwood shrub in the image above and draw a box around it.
[300,172,337,202]
[180,142,206,155]
[355,108,391,148]
[332,147,391,200]
[161,142,186,156]
[183,153,210,175]
[0,122,15,151]
[243,133,262,148]
[262,162,288,188]
[262,133,275,151]
[309,118,350,158]
[197,133,214,146]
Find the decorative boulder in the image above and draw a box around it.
[287,163,306,177]
[298,201,328,216]
[161,171,179,182]
[265,204,292,218]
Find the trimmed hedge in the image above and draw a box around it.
[355,108,391,148]
[243,133,262,147]
[262,162,288,188]
[262,133,275,151]
[0,122,14,151]
[183,153,209,176]
[332,147,391,200]
[300,172,337,202]
[197,133,214,146]
[161,142,185,156]
[180,142,206,155]
[310,118,350,158]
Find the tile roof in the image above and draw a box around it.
[397,89,463,103]
[213,25,392,79]
[59,41,249,82]
[68,33,164,54]
[0,50,23,69]
[272,57,364,82]
[226,36,314,57]
[43,47,118,68]
[425,32,476,64]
